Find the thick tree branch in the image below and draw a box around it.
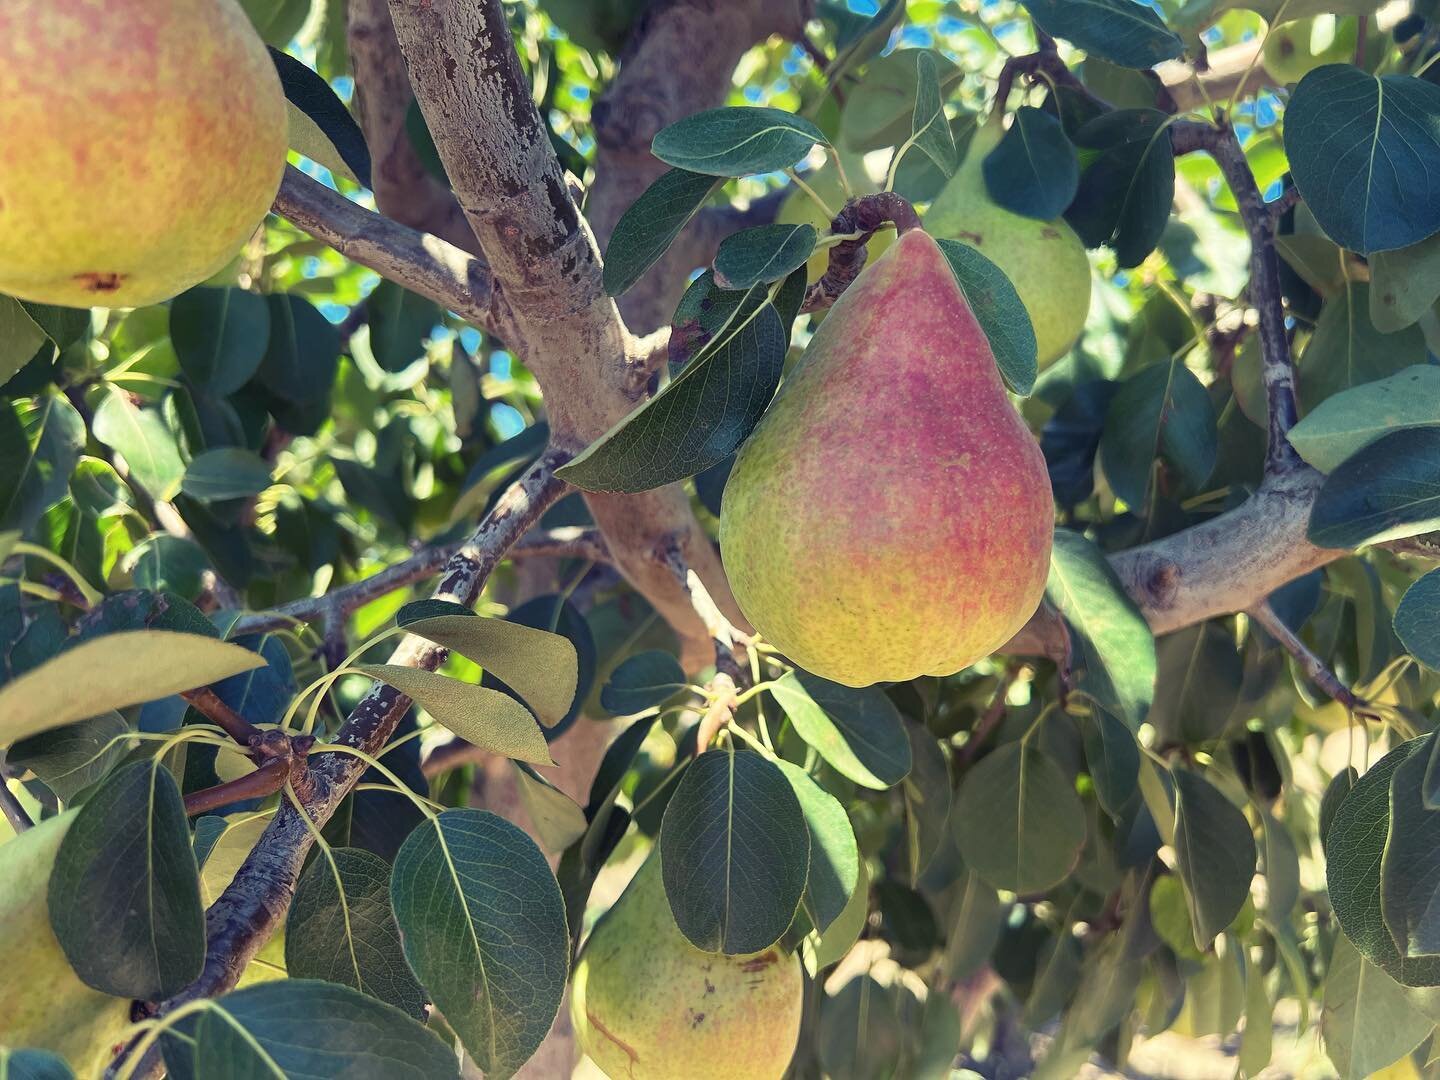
[272,166,497,332]
[111,451,572,1078]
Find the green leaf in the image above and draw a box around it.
[1289,365,1440,473]
[603,168,721,297]
[1099,359,1217,509]
[19,301,89,351]
[1308,428,1440,549]
[1081,707,1139,817]
[0,1048,73,1080]
[0,296,47,387]
[1147,621,1242,745]
[659,747,809,954]
[1240,946,1274,1077]
[901,718,951,883]
[269,47,373,188]
[355,665,553,765]
[1321,933,1436,1079]
[1019,0,1183,68]
[492,594,596,734]
[774,759,860,935]
[952,742,1086,894]
[901,50,957,178]
[939,868,1004,981]
[128,535,210,600]
[1046,529,1156,726]
[367,280,440,372]
[1370,231,1440,331]
[983,106,1079,221]
[1396,569,1440,670]
[934,238,1039,395]
[651,106,828,177]
[1171,766,1256,948]
[49,761,204,998]
[396,602,579,728]
[770,670,912,790]
[285,847,426,1018]
[91,390,185,502]
[184,980,455,1079]
[556,287,787,493]
[1321,766,1359,855]
[511,762,588,853]
[819,975,907,1079]
[1067,108,1175,268]
[713,224,817,290]
[255,293,342,404]
[1328,738,1440,986]
[1285,66,1440,255]
[1297,283,1427,415]
[181,448,273,502]
[599,650,687,715]
[1149,875,1201,959]
[0,395,86,534]
[840,49,964,152]
[805,858,871,974]
[1379,735,1440,958]
[7,711,129,802]
[197,812,271,908]
[168,287,270,395]
[390,809,568,1078]
[0,630,264,747]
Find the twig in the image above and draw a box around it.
[272,166,496,331]
[181,687,262,746]
[1248,601,1376,717]
[0,772,34,833]
[958,665,1022,766]
[182,758,292,817]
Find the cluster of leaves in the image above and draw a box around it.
[6,0,1440,1078]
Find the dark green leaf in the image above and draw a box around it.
[49,761,204,998]
[1321,766,1359,854]
[1308,428,1440,549]
[256,293,342,405]
[603,169,722,296]
[0,395,86,534]
[983,106,1079,221]
[1288,365,1440,473]
[19,300,89,350]
[659,747,809,953]
[0,297,47,387]
[903,50,957,178]
[188,980,454,1079]
[713,224,817,290]
[556,291,786,493]
[953,742,1086,893]
[286,847,426,1018]
[1380,735,1440,957]
[770,670,912,789]
[181,448,273,502]
[1081,706,1140,817]
[1370,232,1440,331]
[819,975,908,1079]
[901,718,951,882]
[1046,529,1156,726]
[651,106,828,177]
[1020,0,1184,68]
[1171,766,1256,948]
[585,716,657,815]
[7,711,129,802]
[774,759,860,935]
[1147,622,1242,745]
[169,287,270,395]
[91,391,185,502]
[391,809,568,1078]
[128,536,211,600]
[1099,359,1217,508]
[1395,569,1440,670]
[1298,283,1427,414]
[599,650,687,715]
[0,1048,73,1080]
[1285,66,1440,255]
[1321,933,1436,1079]
[367,280,440,372]
[1067,108,1175,268]
[268,47,373,188]
[934,238,1039,395]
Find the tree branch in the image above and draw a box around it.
[180,687,261,746]
[1248,600,1375,716]
[272,166,497,332]
[0,771,33,833]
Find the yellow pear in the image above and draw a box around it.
[925,110,1091,368]
[720,229,1054,687]
[0,0,287,309]
[571,852,803,1079]
[1262,16,1358,84]
[777,152,893,282]
[0,812,133,1075]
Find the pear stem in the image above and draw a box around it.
[801,192,921,313]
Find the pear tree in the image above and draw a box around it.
[3,1,1440,1078]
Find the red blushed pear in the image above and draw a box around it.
[720,227,1054,687]
[0,0,287,309]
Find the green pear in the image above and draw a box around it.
[0,0,287,309]
[1262,16,1359,84]
[720,228,1055,687]
[924,111,1091,368]
[571,852,802,1079]
[777,151,894,282]
[0,812,133,1074]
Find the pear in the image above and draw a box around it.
[571,852,802,1080]
[777,151,894,283]
[720,228,1054,687]
[1262,16,1358,84]
[0,812,133,1074]
[925,111,1091,368]
[0,0,287,309]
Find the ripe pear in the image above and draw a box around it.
[0,0,287,309]
[0,812,133,1075]
[1262,16,1359,83]
[720,228,1054,687]
[777,152,893,282]
[925,111,1091,368]
[571,852,802,1080]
